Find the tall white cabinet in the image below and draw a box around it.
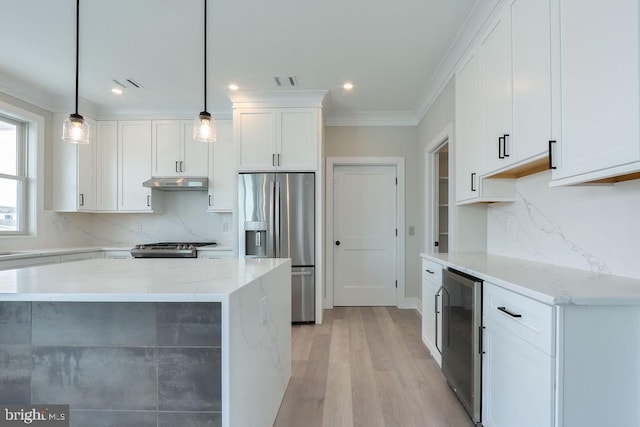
[550,0,640,185]
[118,121,157,212]
[207,120,234,212]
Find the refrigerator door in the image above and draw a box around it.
[276,173,315,266]
[292,267,315,322]
[239,173,276,258]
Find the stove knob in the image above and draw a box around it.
[178,244,184,250]
[188,244,195,250]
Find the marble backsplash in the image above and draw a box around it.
[487,170,640,279]
[0,191,233,251]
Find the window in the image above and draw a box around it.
[0,114,27,234]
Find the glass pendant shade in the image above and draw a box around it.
[193,111,216,142]
[62,113,90,144]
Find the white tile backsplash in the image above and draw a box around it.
[487,170,640,279]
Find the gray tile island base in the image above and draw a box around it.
[0,258,292,427]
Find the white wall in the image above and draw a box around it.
[325,126,421,299]
[487,170,640,279]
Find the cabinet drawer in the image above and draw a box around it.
[483,282,555,356]
[421,258,443,284]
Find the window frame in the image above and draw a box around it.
[0,111,31,236]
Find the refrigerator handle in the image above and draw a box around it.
[269,180,276,258]
[275,180,281,258]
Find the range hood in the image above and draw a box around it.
[142,177,209,191]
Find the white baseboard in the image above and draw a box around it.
[399,297,420,311]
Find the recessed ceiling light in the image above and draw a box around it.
[343,82,354,90]
[228,84,239,91]
[111,88,123,95]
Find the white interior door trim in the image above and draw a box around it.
[325,157,405,309]
[425,124,455,254]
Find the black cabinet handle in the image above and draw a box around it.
[425,269,434,274]
[498,136,505,159]
[548,140,557,169]
[79,193,84,206]
[471,173,477,192]
[479,326,485,354]
[497,306,522,318]
[272,154,276,166]
[146,195,151,207]
[503,134,510,157]
[208,194,212,206]
[335,241,341,246]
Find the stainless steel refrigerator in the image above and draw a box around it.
[238,172,315,322]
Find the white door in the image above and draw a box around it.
[333,165,397,306]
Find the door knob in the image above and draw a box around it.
[335,241,341,246]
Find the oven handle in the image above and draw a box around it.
[441,285,451,355]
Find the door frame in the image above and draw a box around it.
[325,157,406,309]
[425,124,455,254]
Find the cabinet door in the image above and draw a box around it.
[455,51,481,203]
[482,317,554,427]
[77,118,96,211]
[236,109,277,171]
[208,120,234,212]
[96,121,118,211]
[553,0,640,182]
[510,0,552,165]
[152,120,181,177]
[180,120,210,176]
[481,10,512,175]
[118,121,153,211]
[278,109,319,171]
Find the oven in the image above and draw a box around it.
[441,268,483,425]
[130,242,216,258]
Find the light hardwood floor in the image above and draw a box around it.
[274,307,474,427]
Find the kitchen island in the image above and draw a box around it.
[0,258,292,427]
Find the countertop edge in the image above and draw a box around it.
[420,252,640,306]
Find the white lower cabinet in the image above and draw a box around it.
[482,312,554,427]
[482,282,554,427]
[421,258,443,366]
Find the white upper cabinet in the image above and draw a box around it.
[509,0,552,169]
[455,49,515,205]
[455,51,482,203]
[480,8,512,175]
[480,0,553,177]
[551,0,640,185]
[52,113,96,212]
[235,108,320,171]
[152,120,209,177]
[95,121,118,212]
[118,121,160,212]
[208,120,234,212]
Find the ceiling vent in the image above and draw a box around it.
[274,75,298,87]
[112,78,144,89]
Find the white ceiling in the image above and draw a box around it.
[0,0,477,124]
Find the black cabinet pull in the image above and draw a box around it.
[497,306,522,318]
[425,269,434,274]
[503,134,510,157]
[79,193,84,206]
[548,140,557,169]
[335,241,341,246]
[146,195,151,207]
[498,136,505,159]
[471,173,477,192]
[479,326,485,354]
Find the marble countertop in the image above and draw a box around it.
[0,258,290,302]
[0,245,234,261]
[421,252,640,306]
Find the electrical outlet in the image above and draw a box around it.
[136,223,142,233]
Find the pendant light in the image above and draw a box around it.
[193,0,216,142]
[62,0,90,144]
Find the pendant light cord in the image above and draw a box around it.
[74,0,80,116]
[203,0,207,113]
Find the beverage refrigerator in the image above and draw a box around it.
[238,172,315,322]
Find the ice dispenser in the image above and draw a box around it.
[244,221,267,257]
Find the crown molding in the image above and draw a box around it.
[226,90,328,109]
[414,0,502,123]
